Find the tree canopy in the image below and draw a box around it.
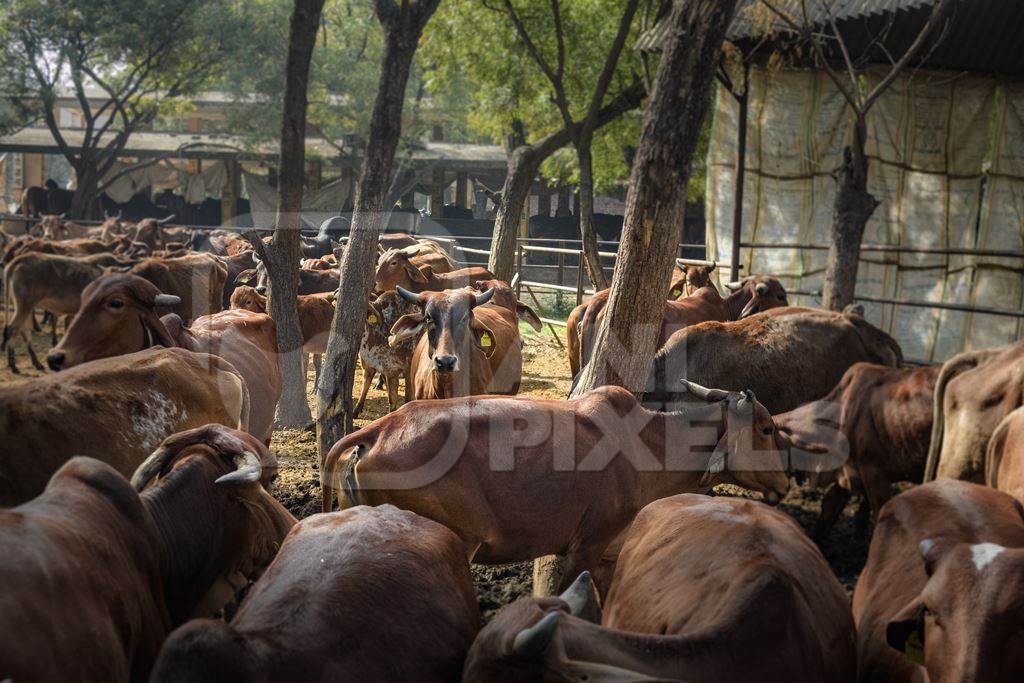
[421,0,648,194]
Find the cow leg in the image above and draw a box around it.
[50,314,59,346]
[24,330,44,371]
[353,364,375,418]
[31,311,41,333]
[384,373,399,412]
[6,343,17,374]
[312,354,322,388]
[532,555,565,597]
[813,482,852,542]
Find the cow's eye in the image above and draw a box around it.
[107,299,124,310]
[762,426,773,435]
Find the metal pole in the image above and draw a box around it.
[575,250,585,306]
[515,242,524,298]
[730,63,749,282]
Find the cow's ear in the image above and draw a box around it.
[405,262,429,284]
[366,301,383,326]
[470,319,498,358]
[389,313,428,345]
[516,302,543,332]
[235,269,256,284]
[886,599,926,665]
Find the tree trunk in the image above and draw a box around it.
[821,118,879,311]
[253,0,325,429]
[574,137,608,289]
[489,145,545,281]
[572,0,738,396]
[69,164,100,220]
[487,82,647,282]
[316,0,441,460]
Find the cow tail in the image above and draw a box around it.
[321,443,364,513]
[924,352,985,482]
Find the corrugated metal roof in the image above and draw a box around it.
[635,0,1024,76]
[0,127,508,170]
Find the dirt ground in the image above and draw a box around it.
[2,316,871,619]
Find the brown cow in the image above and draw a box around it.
[0,429,294,682]
[126,252,227,322]
[373,243,457,291]
[2,251,132,372]
[389,286,524,399]
[372,248,493,293]
[355,289,420,416]
[924,341,1023,483]
[131,214,177,250]
[0,347,248,506]
[241,259,340,296]
[985,405,1024,502]
[853,480,1024,682]
[322,383,791,593]
[48,274,281,444]
[668,262,716,299]
[151,505,478,682]
[230,284,335,382]
[38,213,89,240]
[466,494,855,682]
[648,306,903,415]
[775,363,939,539]
[576,275,789,377]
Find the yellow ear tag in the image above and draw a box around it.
[367,313,378,324]
[672,289,682,297]
[480,332,493,348]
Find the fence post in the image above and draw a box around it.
[557,241,564,288]
[575,249,585,306]
[515,241,524,298]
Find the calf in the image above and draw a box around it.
[466,494,855,682]
[126,252,227,322]
[152,505,478,682]
[389,286,523,399]
[2,251,130,372]
[853,480,1024,682]
[355,290,420,416]
[775,363,939,539]
[985,405,1024,502]
[925,341,1022,483]
[0,347,249,506]
[322,383,791,593]
[373,248,493,293]
[49,274,282,444]
[0,428,294,682]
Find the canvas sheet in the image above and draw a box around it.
[707,66,1022,362]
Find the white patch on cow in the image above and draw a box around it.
[971,543,1005,572]
[687,500,747,523]
[919,539,934,558]
[130,389,182,451]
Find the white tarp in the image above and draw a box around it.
[242,170,355,227]
[706,66,1023,362]
[101,159,229,204]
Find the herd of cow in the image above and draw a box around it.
[1,212,1023,681]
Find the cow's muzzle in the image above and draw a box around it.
[46,351,65,372]
[433,355,459,373]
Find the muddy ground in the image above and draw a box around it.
[2,317,870,619]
